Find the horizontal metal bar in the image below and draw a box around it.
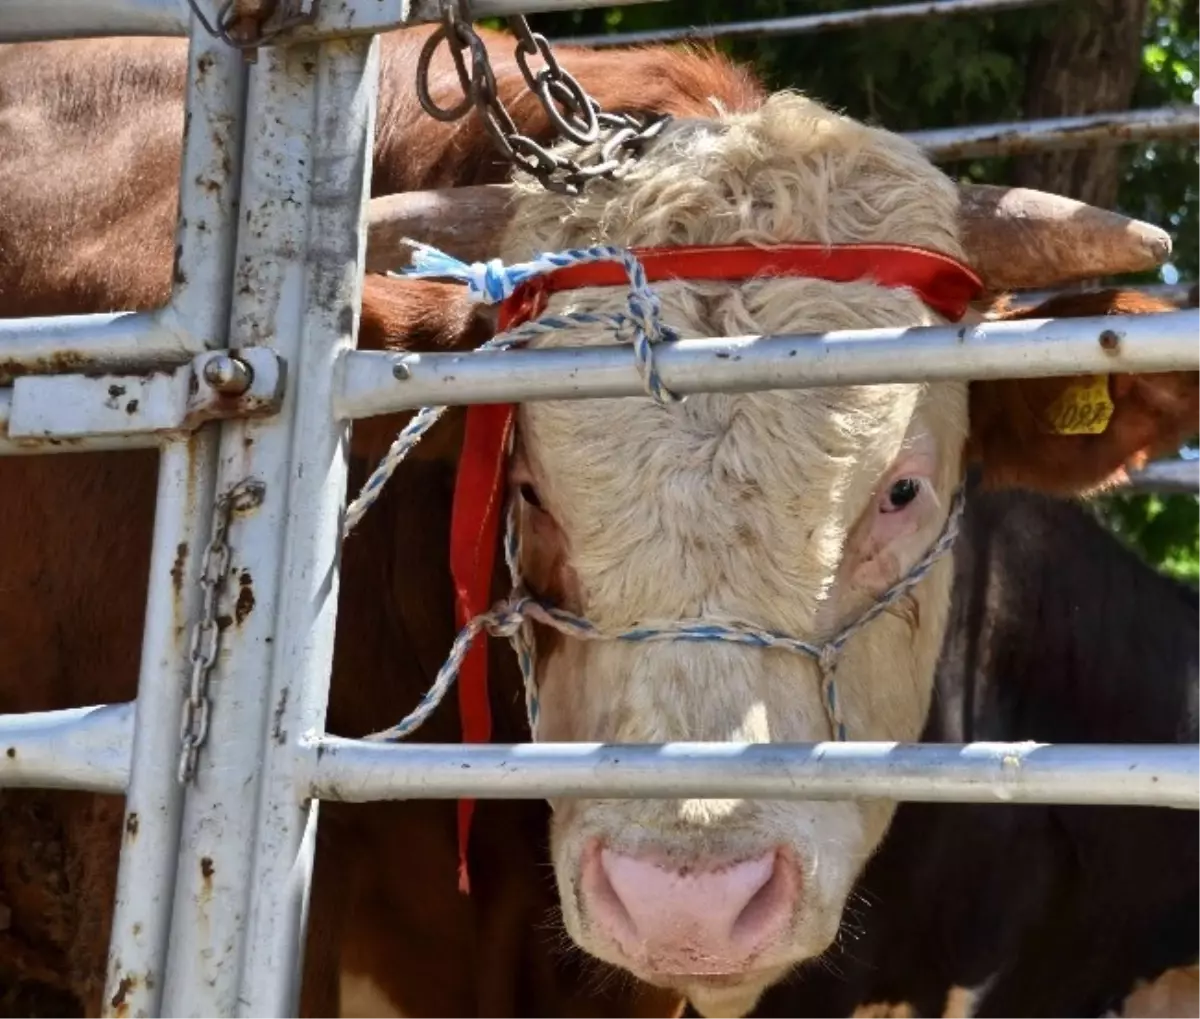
[0,389,161,455]
[3,348,282,443]
[337,309,1200,415]
[557,0,1060,48]
[278,0,668,42]
[996,282,1195,315]
[298,738,1199,809]
[910,107,1199,162]
[0,310,196,384]
[0,0,188,41]
[1124,458,1200,494]
[0,703,134,794]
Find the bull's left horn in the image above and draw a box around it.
[956,184,1172,291]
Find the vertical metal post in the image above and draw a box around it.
[104,23,246,1019]
[237,39,377,1014]
[161,34,375,1018]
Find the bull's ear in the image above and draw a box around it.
[350,274,492,464]
[966,290,1199,496]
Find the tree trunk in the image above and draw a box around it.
[1013,0,1149,208]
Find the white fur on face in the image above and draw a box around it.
[501,92,971,1016]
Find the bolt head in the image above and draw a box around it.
[203,354,253,395]
[392,361,412,381]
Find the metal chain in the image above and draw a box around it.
[415,0,670,195]
[177,479,264,784]
[184,0,317,57]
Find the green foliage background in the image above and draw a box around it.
[521,0,1200,582]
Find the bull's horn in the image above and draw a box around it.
[956,184,1172,291]
[365,183,1172,292]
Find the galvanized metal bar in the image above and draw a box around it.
[161,36,375,1015]
[910,107,1199,162]
[0,310,196,384]
[104,27,246,1019]
[558,0,1060,48]
[0,0,187,41]
[5,351,282,443]
[103,440,219,1019]
[162,39,321,1016]
[997,282,1195,314]
[1124,458,1200,494]
[0,389,161,455]
[291,0,668,40]
[0,703,134,794]
[236,36,376,1018]
[337,309,1200,416]
[298,738,1200,810]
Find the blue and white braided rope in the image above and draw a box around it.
[342,241,682,536]
[365,484,966,745]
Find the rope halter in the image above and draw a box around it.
[344,240,975,745]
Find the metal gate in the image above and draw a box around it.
[0,1,1197,1016]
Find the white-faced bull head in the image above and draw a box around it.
[357,92,1193,1018]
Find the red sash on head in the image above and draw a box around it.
[448,242,982,892]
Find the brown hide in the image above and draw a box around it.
[970,290,1200,495]
[0,23,753,1018]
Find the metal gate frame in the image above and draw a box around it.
[0,2,1197,1016]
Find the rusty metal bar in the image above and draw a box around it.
[102,22,247,1018]
[0,311,197,384]
[910,107,1199,161]
[557,0,1060,48]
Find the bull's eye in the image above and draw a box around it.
[518,483,545,511]
[882,477,920,513]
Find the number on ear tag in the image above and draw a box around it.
[1045,375,1115,435]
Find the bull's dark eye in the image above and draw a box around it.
[518,483,544,511]
[883,478,920,512]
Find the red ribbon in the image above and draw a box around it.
[447,242,982,892]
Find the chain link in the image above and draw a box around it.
[184,0,317,57]
[177,479,265,784]
[416,0,669,196]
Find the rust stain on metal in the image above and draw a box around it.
[125,813,140,840]
[200,856,215,883]
[234,570,255,625]
[272,686,290,745]
[109,975,135,1016]
[125,399,140,415]
[171,542,189,595]
[0,350,88,385]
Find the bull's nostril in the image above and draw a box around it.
[730,851,793,950]
[585,844,638,943]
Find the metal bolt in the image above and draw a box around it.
[203,354,254,396]
[1098,329,1121,353]
[392,361,412,381]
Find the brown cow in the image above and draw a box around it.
[1,25,1196,1019]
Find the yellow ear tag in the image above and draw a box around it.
[1044,375,1115,435]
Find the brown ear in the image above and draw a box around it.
[967,289,1199,496]
[351,274,492,463]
